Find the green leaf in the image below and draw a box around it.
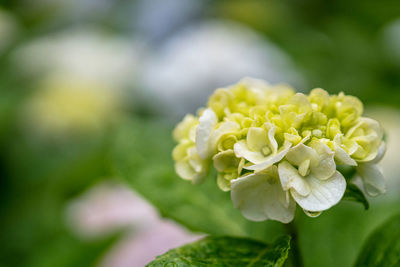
[342,184,369,210]
[147,235,291,267]
[112,117,286,243]
[354,213,400,267]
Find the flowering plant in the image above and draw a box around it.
[172,78,386,223]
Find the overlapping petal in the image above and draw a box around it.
[172,78,386,222]
[196,108,218,159]
[233,126,277,164]
[231,167,296,223]
[278,161,346,212]
[345,117,384,162]
[174,145,209,184]
[243,141,292,171]
[356,163,386,197]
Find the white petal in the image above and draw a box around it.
[290,171,346,212]
[300,131,312,144]
[234,140,266,164]
[247,127,269,152]
[175,161,196,181]
[265,123,278,153]
[333,143,357,166]
[278,161,310,196]
[173,114,197,142]
[285,143,318,167]
[212,149,239,172]
[245,141,292,171]
[357,163,386,197]
[346,118,384,162]
[346,117,383,140]
[172,141,191,161]
[175,161,206,184]
[309,141,336,180]
[217,174,231,192]
[338,136,359,156]
[369,142,386,164]
[231,172,295,223]
[196,108,217,159]
[209,121,240,149]
[187,147,203,172]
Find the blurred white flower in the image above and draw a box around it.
[142,20,305,116]
[66,182,155,238]
[100,221,200,267]
[66,182,201,267]
[14,29,147,138]
[22,75,120,138]
[135,0,204,41]
[12,28,143,91]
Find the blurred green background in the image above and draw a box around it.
[0,1,399,266]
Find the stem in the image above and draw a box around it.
[285,222,304,267]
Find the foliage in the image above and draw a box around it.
[147,235,290,267]
[354,214,400,267]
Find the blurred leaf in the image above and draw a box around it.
[113,117,286,243]
[0,130,113,266]
[342,184,369,210]
[296,201,400,267]
[147,235,291,267]
[354,213,400,267]
[0,91,18,136]
[26,232,120,267]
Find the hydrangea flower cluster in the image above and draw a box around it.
[172,78,386,223]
